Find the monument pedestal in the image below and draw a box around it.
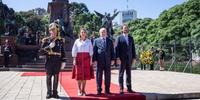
[47,0,74,69]
[48,0,69,23]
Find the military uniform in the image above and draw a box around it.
[41,36,65,98]
[2,44,12,67]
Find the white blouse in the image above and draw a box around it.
[72,38,93,57]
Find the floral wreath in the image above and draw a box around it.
[140,50,153,64]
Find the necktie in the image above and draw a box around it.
[125,36,129,45]
[103,38,106,48]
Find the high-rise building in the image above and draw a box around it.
[118,9,137,25]
[33,8,47,16]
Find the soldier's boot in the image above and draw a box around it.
[46,74,52,99]
[53,74,59,98]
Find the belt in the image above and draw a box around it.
[48,52,61,56]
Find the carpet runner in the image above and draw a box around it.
[21,72,46,76]
[21,72,146,100]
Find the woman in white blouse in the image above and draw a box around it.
[72,28,94,96]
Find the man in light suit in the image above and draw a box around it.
[93,28,115,95]
[116,24,136,94]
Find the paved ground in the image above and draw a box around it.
[0,72,68,100]
[111,70,200,100]
[0,70,200,100]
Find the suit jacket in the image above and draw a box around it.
[93,37,114,66]
[116,34,136,64]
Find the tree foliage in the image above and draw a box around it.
[17,10,49,33]
[127,0,200,55]
[69,2,101,37]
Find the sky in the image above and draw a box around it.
[3,0,186,19]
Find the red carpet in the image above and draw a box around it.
[21,72,46,76]
[60,72,145,100]
[21,72,146,100]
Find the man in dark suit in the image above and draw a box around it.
[116,24,136,94]
[93,28,115,95]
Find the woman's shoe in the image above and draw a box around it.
[78,90,82,96]
[160,68,165,71]
[82,91,86,96]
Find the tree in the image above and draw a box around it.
[69,2,101,37]
[125,0,200,56]
[17,9,49,33]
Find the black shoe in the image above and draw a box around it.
[52,94,59,98]
[53,91,59,98]
[105,91,111,95]
[120,89,124,95]
[97,91,101,95]
[46,93,52,99]
[127,89,135,93]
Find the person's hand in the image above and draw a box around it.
[90,60,93,66]
[73,59,76,66]
[93,61,97,67]
[132,59,135,65]
[111,60,115,66]
[116,58,121,65]
[49,42,55,48]
[9,55,12,58]
[61,62,66,69]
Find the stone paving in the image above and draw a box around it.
[0,70,200,100]
[0,72,68,100]
[111,70,200,100]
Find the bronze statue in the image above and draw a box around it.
[54,19,73,39]
[95,9,119,37]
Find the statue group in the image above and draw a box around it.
[95,9,119,37]
[0,1,17,36]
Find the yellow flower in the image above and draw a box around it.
[140,50,153,64]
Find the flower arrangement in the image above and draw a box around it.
[140,50,153,65]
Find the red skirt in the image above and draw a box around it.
[72,52,94,80]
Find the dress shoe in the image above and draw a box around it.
[127,89,135,93]
[78,90,82,96]
[52,94,59,98]
[46,93,52,99]
[97,91,102,95]
[160,67,165,71]
[120,89,124,95]
[105,91,111,95]
[82,91,86,96]
[52,91,59,98]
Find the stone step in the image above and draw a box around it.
[24,62,72,65]
[22,65,45,68]
[1,68,73,72]
[25,62,45,65]
[0,66,119,72]
[22,63,73,68]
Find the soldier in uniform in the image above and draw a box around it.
[2,39,12,68]
[40,22,66,99]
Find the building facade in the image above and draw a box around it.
[118,9,137,25]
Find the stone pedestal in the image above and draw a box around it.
[47,0,69,23]
[48,0,74,51]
